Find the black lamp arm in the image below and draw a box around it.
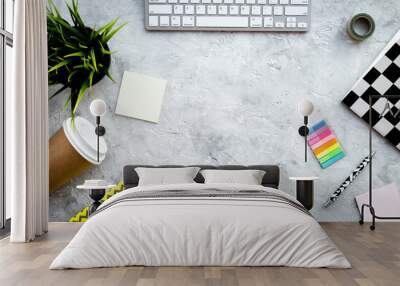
[94,116,106,163]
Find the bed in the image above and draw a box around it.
[50,165,351,269]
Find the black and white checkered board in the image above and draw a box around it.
[342,31,400,151]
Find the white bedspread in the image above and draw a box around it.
[50,183,351,269]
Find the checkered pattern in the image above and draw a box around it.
[342,34,400,151]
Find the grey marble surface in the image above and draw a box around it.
[49,0,400,221]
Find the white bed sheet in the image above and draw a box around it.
[50,183,350,269]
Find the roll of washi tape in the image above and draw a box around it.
[347,13,375,41]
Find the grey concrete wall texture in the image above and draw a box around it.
[49,0,400,221]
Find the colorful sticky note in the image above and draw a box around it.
[308,120,345,169]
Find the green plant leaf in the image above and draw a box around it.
[89,29,100,42]
[67,70,79,83]
[72,64,86,69]
[99,41,112,55]
[65,43,80,50]
[78,43,88,49]
[90,49,98,72]
[105,69,116,83]
[70,89,78,113]
[48,59,72,73]
[63,94,72,112]
[48,11,86,42]
[65,0,85,27]
[48,0,62,18]
[102,22,127,43]
[57,24,85,42]
[88,71,94,87]
[98,17,119,36]
[64,51,85,58]
[73,80,89,114]
[72,0,85,26]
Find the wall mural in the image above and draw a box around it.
[48,0,400,222]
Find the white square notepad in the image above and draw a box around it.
[115,71,167,123]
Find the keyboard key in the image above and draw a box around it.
[160,16,170,26]
[213,0,222,3]
[263,16,273,27]
[252,5,261,15]
[207,5,217,14]
[180,0,189,3]
[183,16,195,26]
[149,16,159,26]
[149,0,167,3]
[236,0,245,3]
[168,0,178,2]
[230,5,239,15]
[291,0,308,4]
[258,0,267,4]
[202,0,211,2]
[149,5,173,14]
[262,6,272,15]
[185,5,195,13]
[218,5,228,14]
[250,17,262,27]
[273,6,283,15]
[196,5,206,14]
[174,4,184,13]
[241,5,250,15]
[269,0,278,4]
[286,22,296,27]
[285,6,308,15]
[297,22,307,28]
[171,16,181,26]
[280,0,289,4]
[224,0,234,3]
[247,0,256,3]
[275,21,284,27]
[196,16,249,27]
[191,0,200,3]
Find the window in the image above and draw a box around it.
[5,0,13,33]
[1,0,14,230]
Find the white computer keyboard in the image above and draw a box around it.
[145,0,310,32]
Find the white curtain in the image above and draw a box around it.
[8,0,49,242]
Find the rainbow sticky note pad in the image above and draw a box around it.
[308,120,345,169]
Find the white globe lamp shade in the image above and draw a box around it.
[90,99,107,117]
[298,100,314,116]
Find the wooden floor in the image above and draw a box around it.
[0,223,399,286]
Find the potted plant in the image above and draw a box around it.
[47,0,126,118]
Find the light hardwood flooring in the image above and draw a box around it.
[0,222,399,286]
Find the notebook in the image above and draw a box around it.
[115,71,167,123]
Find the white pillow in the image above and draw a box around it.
[135,167,201,186]
[200,169,266,185]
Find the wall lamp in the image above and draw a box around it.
[297,100,314,162]
[90,99,107,162]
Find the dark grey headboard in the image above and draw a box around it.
[123,165,280,190]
